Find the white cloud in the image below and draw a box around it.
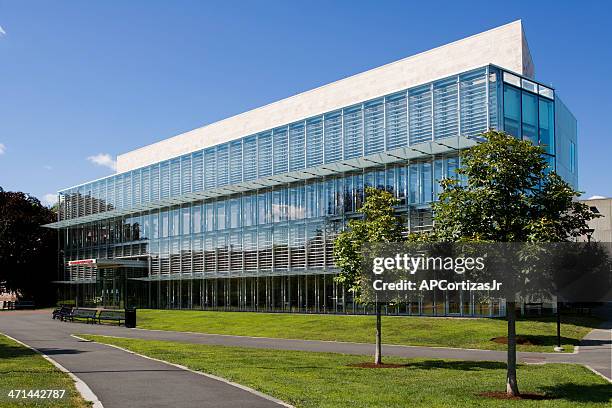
[587,195,607,200]
[43,165,53,170]
[0,143,5,155]
[0,26,5,36]
[42,193,57,207]
[87,153,117,171]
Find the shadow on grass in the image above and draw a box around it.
[514,335,580,347]
[493,315,603,330]
[540,383,612,403]
[345,360,507,371]
[0,343,37,359]
[400,360,507,371]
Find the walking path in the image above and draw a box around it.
[1,309,610,407]
[0,310,287,408]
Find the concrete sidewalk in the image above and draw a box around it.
[0,310,286,408]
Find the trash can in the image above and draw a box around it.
[125,308,136,328]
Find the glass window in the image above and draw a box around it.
[447,156,459,179]
[324,112,342,164]
[544,154,555,174]
[229,198,241,228]
[289,184,305,220]
[170,208,179,236]
[205,203,215,232]
[385,93,408,149]
[421,162,433,203]
[409,85,432,144]
[258,192,269,225]
[243,194,256,227]
[354,173,364,210]
[258,132,272,177]
[217,144,229,187]
[204,148,216,190]
[306,117,323,167]
[503,85,521,137]
[408,163,419,204]
[217,201,226,230]
[538,98,555,154]
[152,212,159,239]
[273,127,288,174]
[538,85,554,99]
[386,167,395,195]
[503,71,521,87]
[433,79,458,140]
[161,210,169,238]
[521,92,538,145]
[182,207,190,235]
[343,106,363,159]
[192,151,203,192]
[397,166,407,205]
[570,141,576,174]
[192,204,202,234]
[434,159,444,200]
[521,78,537,93]
[229,141,242,184]
[305,182,317,218]
[325,179,336,216]
[364,99,384,155]
[289,123,305,171]
[243,136,257,181]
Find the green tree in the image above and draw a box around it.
[333,187,405,364]
[0,188,58,305]
[431,130,599,396]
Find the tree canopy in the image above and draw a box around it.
[333,187,404,302]
[0,187,58,305]
[429,130,600,396]
[431,131,597,243]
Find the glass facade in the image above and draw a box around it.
[51,65,575,316]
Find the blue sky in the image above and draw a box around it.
[0,0,611,205]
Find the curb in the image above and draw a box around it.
[1,333,103,408]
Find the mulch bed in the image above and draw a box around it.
[347,362,408,369]
[478,391,554,400]
[490,336,540,345]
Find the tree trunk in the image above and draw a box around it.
[506,301,520,396]
[374,303,382,365]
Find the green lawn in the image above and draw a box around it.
[136,309,600,352]
[0,334,90,408]
[81,334,611,408]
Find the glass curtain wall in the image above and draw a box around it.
[57,65,561,317]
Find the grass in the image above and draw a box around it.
[0,334,90,408]
[81,334,612,408]
[136,309,601,352]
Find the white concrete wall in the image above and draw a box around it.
[117,20,534,173]
[579,198,612,243]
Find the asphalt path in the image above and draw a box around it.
[0,310,286,408]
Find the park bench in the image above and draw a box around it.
[524,302,543,316]
[52,305,72,320]
[98,309,125,325]
[66,308,98,323]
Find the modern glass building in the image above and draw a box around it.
[46,21,577,316]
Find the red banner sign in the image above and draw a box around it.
[68,259,96,266]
